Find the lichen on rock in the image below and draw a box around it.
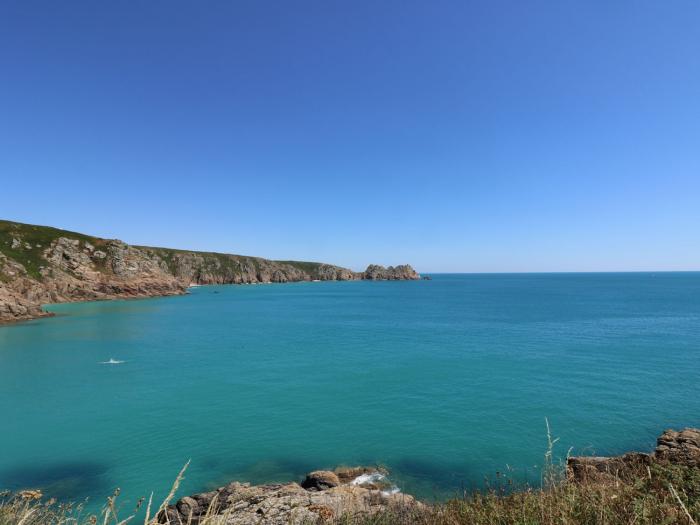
[158,466,420,525]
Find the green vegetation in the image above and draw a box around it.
[0,219,341,284]
[2,460,698,524]
[0,220,105,280]
[348,462,700,524]
[276,260,327,276]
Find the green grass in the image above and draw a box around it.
[344,463,700,524]
[276,260,327,275]
[0,220,106,280]
[0,219,345,284]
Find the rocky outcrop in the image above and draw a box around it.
[567,428,700,482]
[301,471,341,491]
[158,467,419,525]
[363,264,420,280]
[0,220,420,324]
[655,428,700,467]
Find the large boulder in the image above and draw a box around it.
[301,471,340,490]
[655,428,700,467]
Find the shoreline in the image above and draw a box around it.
[1,219,421,325]
[2,275,425,326]
[4,428,698,524]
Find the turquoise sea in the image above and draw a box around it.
[1,273,699,509]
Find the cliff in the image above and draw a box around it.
[0,220,420,324]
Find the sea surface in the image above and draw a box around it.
[1,273,699,510]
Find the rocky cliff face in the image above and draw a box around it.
[363,264,421,280]
[0,220,420,324]
[158,466,420,525]
[567,428,700,482]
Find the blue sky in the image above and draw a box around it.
[1,1,699,272]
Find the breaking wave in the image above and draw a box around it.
[351,471,401,496]
[100,358,125,365]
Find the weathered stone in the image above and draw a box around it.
[655,428,700,467]
[334,466,388,484]
[301,471,340,491]
[567,428,700,483]
[158,468,421,525]
[363,264,420,280]
[0,221,420,324]
[567,453,651,482]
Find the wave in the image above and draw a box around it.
[100,358,125,365]
[351,471,401,496]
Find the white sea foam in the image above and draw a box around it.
[100,358,125,365]
[351,472,401,495]
[351,472,386,485]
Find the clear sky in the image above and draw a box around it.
[1,1,699,272]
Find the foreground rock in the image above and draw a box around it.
[0,220,421,324]
[568,428,700,482]
[158,467,420,525]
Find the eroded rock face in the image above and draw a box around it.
[301,471,341,491]
[316,264,361,281]
[567,453,651,483]
[567,428,700,482]
[0,221,421,324]
[655,428,700,467]
[0,235,185,324]
[363,264,420,280]
[159,467,420,525]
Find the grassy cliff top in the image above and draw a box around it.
[0,220,109,279]
[0,219,344,280]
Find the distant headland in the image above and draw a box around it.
[0,220,420,324]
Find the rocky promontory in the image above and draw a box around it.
[158,466,420,525]
[363,264,421,281]
[0,220,421,324]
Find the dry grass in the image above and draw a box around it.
[342,463,700,524]
[2,440,699,525]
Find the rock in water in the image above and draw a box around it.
[363,264,420,280]
[301,471,341,491]
[158,467,421,524]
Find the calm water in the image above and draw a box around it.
[1,273,699,508]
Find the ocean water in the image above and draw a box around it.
[1,273,699,510]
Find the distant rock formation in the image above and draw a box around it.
[158,466,420,525]
[568,428,700,482]
[363,264,420,280]
[0,220,420,324]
